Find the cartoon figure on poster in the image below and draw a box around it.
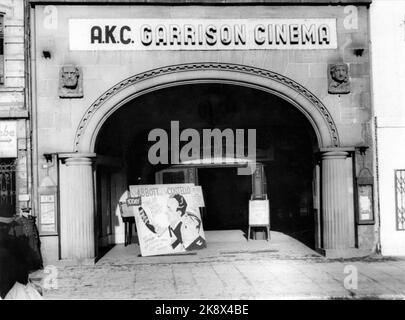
[139,194,206,251]
[130,184,206,256]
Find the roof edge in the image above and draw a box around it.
[29,0,372,6]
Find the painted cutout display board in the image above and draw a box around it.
[129,184,207,257]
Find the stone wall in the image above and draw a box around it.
[33,4,372,156]
[31,3,374,259]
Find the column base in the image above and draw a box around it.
[317,248,372,259]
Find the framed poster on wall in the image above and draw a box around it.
[356,176,375,225]
[39,194,58,235]
[357,184,374,224]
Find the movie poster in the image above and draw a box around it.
[129,184,207,257]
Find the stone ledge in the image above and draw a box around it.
[0,87,24,93]
[0,110,29,118]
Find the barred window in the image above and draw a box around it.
[395,170,405,231]
[0,14,4,85]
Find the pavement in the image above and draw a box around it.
[36,231,405,300]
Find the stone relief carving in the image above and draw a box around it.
[328,63,350,94]
[59,65,83,98]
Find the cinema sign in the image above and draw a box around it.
[69,19,337,51]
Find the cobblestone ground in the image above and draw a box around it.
[38,232,405,300]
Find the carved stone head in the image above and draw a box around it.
[59,65,83,98]
[328,63,350,94]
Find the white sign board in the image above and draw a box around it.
[129,184,206,257]
[18,194,30,202]
[249,199,270,226]
[0,121,17,158]
[70,18,337,51]
[192,186,205,208]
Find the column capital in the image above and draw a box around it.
[319,147,355,153]
[58,152,96,166]
[58,152,96,159]
[319,147,355,160]
[321,151,349,160]
[64,156,94,167]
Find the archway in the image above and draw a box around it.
[94,82,320,254]
[74,63,340,153]
[59,63,358,261]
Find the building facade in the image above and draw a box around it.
[27,0,377,264]
[0,0,31,220]
[370,0,405,256]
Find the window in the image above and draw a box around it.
[162,171,185,184]
[395,170,405,231]
[0,159,16,217]
[0,14,4,85]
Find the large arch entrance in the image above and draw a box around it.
[58,63,357,261]
[95,83,318,251]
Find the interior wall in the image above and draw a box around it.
[96,167,128,246]
[97,170,112,248]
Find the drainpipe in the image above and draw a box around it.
[24,0,32,214]
[28,3,39,220]
[372,116,381,254]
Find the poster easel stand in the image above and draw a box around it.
[248,195,270,241]
[248,224,270,241]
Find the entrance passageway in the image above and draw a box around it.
[94,83,319,258]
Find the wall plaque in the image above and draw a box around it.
[328,63,350,94]
[59,65,83,98]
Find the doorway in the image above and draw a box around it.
[0,159,16,217]
[198,167,251,230]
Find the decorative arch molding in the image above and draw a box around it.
[73,62,340,152]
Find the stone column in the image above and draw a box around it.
[321,151,355,254]
[63,156,95,261]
